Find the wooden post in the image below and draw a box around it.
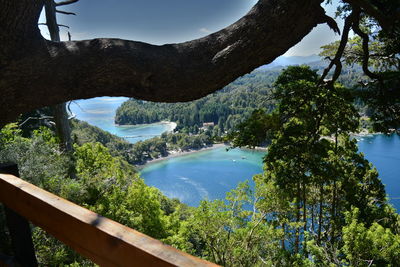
[0,164,38,267]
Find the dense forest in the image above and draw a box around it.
[115,61,367,135]
[115,69,278,133]
[72,120,214,165]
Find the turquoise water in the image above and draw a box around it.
[69,97,173,143]
[141,147,265,206]
[357,134,400,210]
[141,137,400,210]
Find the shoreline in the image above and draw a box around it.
[138,143,226,169]
[137,131,384,170]
[352,130,381,137]
[115,121,177,132]
[241,146,268,152]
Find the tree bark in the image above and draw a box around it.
[44,0,73,152]
[0,0,333,127]
[317,184,323,244]
[53,103,73,151]
[302,182,307,254]
[295,182,301,253]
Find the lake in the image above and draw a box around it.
[141,135,400,210]
[69,97,174,143]
[72,97,400,210]
[357,134,400,210]
[141,147,265,206]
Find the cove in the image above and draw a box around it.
[141,136,400,210]
[140,146,265,207]
[69,97,174,143]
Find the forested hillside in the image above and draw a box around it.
[72,119,214,165]
[115,69,279,131]
[115,61,366,133]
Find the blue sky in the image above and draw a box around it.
[39,0,342,57]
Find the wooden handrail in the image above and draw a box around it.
[0,174,218,267]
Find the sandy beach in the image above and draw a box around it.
[163,121,177,132]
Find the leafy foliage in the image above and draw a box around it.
[222,66,400,266]
[115,70,278,133]
[342,208,400,266]
[0,124,184,265]
[320,1,400,133]
[72,118,213,165]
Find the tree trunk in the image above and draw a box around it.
[53,103,72,151]
[0,0,335,127]
[281,222,286,250]
[295,182,301,253]
[317,184,323,244]
[303,183,307,254]
[330,132,338,243]
[44,0,73,152]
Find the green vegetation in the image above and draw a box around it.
[115,70,279,133]
[2,65,399,266]
[72,119,213,165]
[1,0,399,265]
[217,66,400,265]
[115,62,367,139]
[319,2,400,133]
[0,126,185,265]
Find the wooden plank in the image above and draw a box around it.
[0,174,218,267]
[0,164,38,267]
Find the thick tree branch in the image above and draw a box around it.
[344,0,398,32]
[56,0,79,7]
[320,11,355,85]
[39,23,70,29]
[56,9,76,16]
[0,0,337,127]
[351,9,382,81]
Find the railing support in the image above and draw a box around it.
[0,172,218,266]
[0,164,38,267]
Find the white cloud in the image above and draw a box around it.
[199,27,212,34]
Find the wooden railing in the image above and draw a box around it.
[0,164,218,267]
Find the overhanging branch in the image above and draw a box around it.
[56,0,79,7]
[344,0,400,32]
[320,11,356,85]
[0,0,338,127]
[351,9,382,81]
[56,9,76,16]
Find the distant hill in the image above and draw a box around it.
[115,58,366,132]
[257,55,366,88]
[259,54,323,70]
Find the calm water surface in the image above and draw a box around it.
[142,136,400,209]
[357,134,400,210]
[69,97,173,143]
[141,147,265,206]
